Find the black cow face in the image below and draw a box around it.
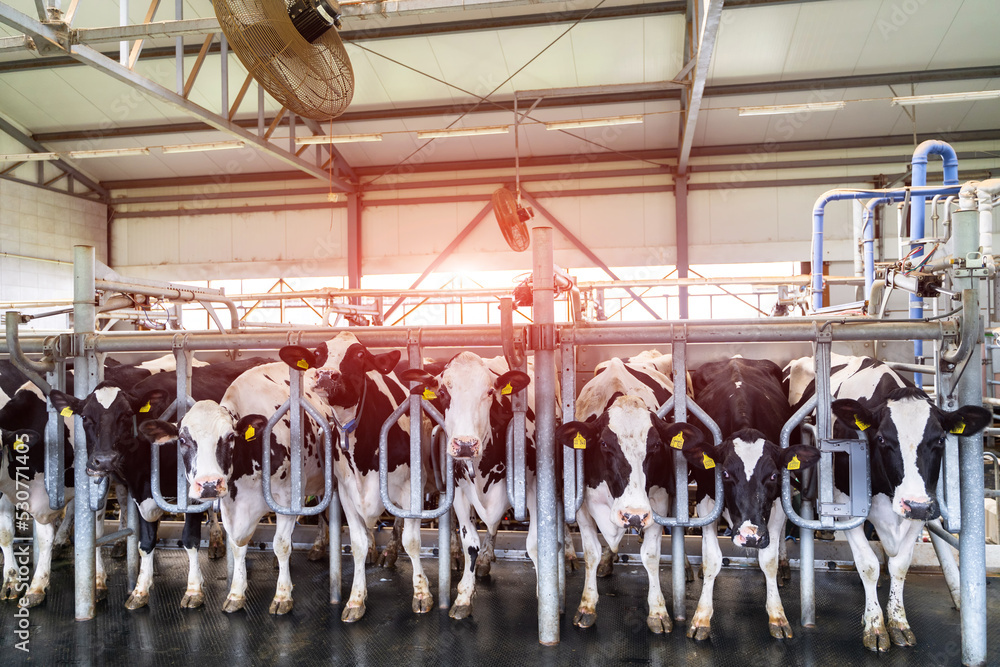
[832,388,991,521]
[684,428,819,549]
[280,340,400,410]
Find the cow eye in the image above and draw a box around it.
[770,472,778,482]
[876,435,885,445]
[722,469,730,479]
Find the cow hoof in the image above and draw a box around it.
[475,560,492,578]
[449,603,472,620]
[565,555,578,572]
[222,595,246,613]
[125,591,149,610]
[110,541,127,559]
[686,623,711,641]
[573,609,596,628]
[22,591,46,608]
[769,620,793,639]
[863,625,890,653]
[96,585,108,602]
[778,560,792,586]
[377,548,398,569]
[307,546,327,562]
[341,603,366,623]
[596,561,613,578]
[646,613,672,634]
[1,577,18,600]
[685,561,695,583]
[269,598,293,615]
[412,594,433,614]
[181,591,205,608]
[366,544,379,566]
[208,542,226,560]
[888,623,916,647]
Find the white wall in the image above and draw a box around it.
[0,180,107,328]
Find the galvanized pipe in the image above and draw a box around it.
[5,311,53,392]
[670,337,688,622]
[436,429,451,610]
[532,225,560,645]
[328,491,341,605]
[407,341,424,520]
[126,492,139,590]
[72,245,96,621]
[378,399,453,520]
[44,359,66,510]
[559,338,580,522]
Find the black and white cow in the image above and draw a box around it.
[554,357,704,632]
[399,352,537,619]
[47,357,269,610]
[791,354,991,652]
[680,357,820,640]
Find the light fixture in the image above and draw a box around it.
[67,147,150,159]
[738,101,846,116]
[0,152,58,162]
[295,133,383,145]
[416,125,510,139]
[161,141,246,154]
[544,115,644,130]
[891,90,1000,106]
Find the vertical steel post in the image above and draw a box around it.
[44,358,66,510]
[952,209,987,666]
[119,0,128,67]
[257,84,265,136]
[671,336,689,621]
[437,433,451,609]
[73,245,96,621]
[126,494,139,590]
[220,34,228,115]
[407,340,423,519]
[675,173,689,319]
[174,0,183,95]
[799,487,815,627]
[532,226,559,645]
[329,490,341,605]
[174,347,193,511]
[289,366,303,513]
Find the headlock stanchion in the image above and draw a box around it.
[378,396,454,520]
[505,356,529,522]
[559,335,584,522]
[260,365,335,516]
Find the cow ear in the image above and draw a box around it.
[940,405,993,437]
[48,389,82,417]
[780,445,820,471]
[235,414,269,446]
[408,380,442,400]
[132,389,170,418]
[279,346,318,371]
[366,350,401,375]
[495,370,530,397]
[680,438,720,471]
[831,399,877,433]
[555,421,595,450]
[652,417,704,452]
[139,420,178,445]
[399,368,437,390]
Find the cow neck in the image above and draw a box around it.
[341,374,369,434]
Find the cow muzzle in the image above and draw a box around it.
[193,476,228,500]
[617,509,652,529]
[733,523,769,549]
[449,437,480,459]
[86,452,118,477]
[900,498,939,521]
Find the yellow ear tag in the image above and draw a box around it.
[139,402,151,413]
[787,455,801,471]
[950,421,965,435]
[13,438,24,452]
[854,416,870,431]
[245,425,255,441]
[702,453,715,469]
[60,407,73,417]
[422,387,437,400]
[296,359,309,370]
[501,383,513,396]
[670,433,684,450]
[573,433,587,450]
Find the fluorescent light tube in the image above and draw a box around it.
[416,125,510,139]
[67,147,150,159]
[161,141,246,153]
[891,90,1000,106]
[738,101,846,116]
[544,115,644,130]
[295,133,383,145]
[0,152,58,161]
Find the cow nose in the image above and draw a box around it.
[618,510,651,529]
[194,476,227,499]
[900,499,939,521]
[733,522,768,549]
[450,437,480,459]
[87,452,115,475]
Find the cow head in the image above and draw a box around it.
[400,352,530,460]
[832,388,991,521]
[556,395,704,530]
[48,383,167,478]
[279,332,400,412]
[139,400,266,500]
[0,428,41,478]
[683,428,819,548]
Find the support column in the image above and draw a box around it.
[532,224,559,645]
[675,173,690,319]
[347,192,361,294]
[73,245,96,621]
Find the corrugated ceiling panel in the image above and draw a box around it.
[357,36,462,107]
[780,0,881,78]
[854,0,962,74]
[567,19,646,87]
[431,30,514,98]
[929,0,1000,69]
[707,4,801,84]
[495,24,579,92]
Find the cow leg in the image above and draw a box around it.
[777,514,791,586]
[269,514,295,615]
[843,521,889,652]
[309,512,328,562]
[341,503,370,622]
[451,523,463,571]
[377,517,402,569]
[20,519,54,607]
[223,535,250,613]
[573,507,602,628]
[597,544,616,578]
[761,501,792,639]
[207,507,226,560]
[564,523,578,572]
[94,510,107,601]
[125,515,158,610]
[403,517,432,613]
[0,495,16,600]
[450,491,480,620]
[110,482,129,559]
[52,501,74,552]
[475,529,497,578]
[883,518,923,647]
[643,491,671,633]
[688,497,721,641]
[180,512,205,608]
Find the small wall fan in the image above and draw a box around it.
[492,187,533,252]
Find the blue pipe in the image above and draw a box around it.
[910,141,959,375]
[862,197,891,296]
